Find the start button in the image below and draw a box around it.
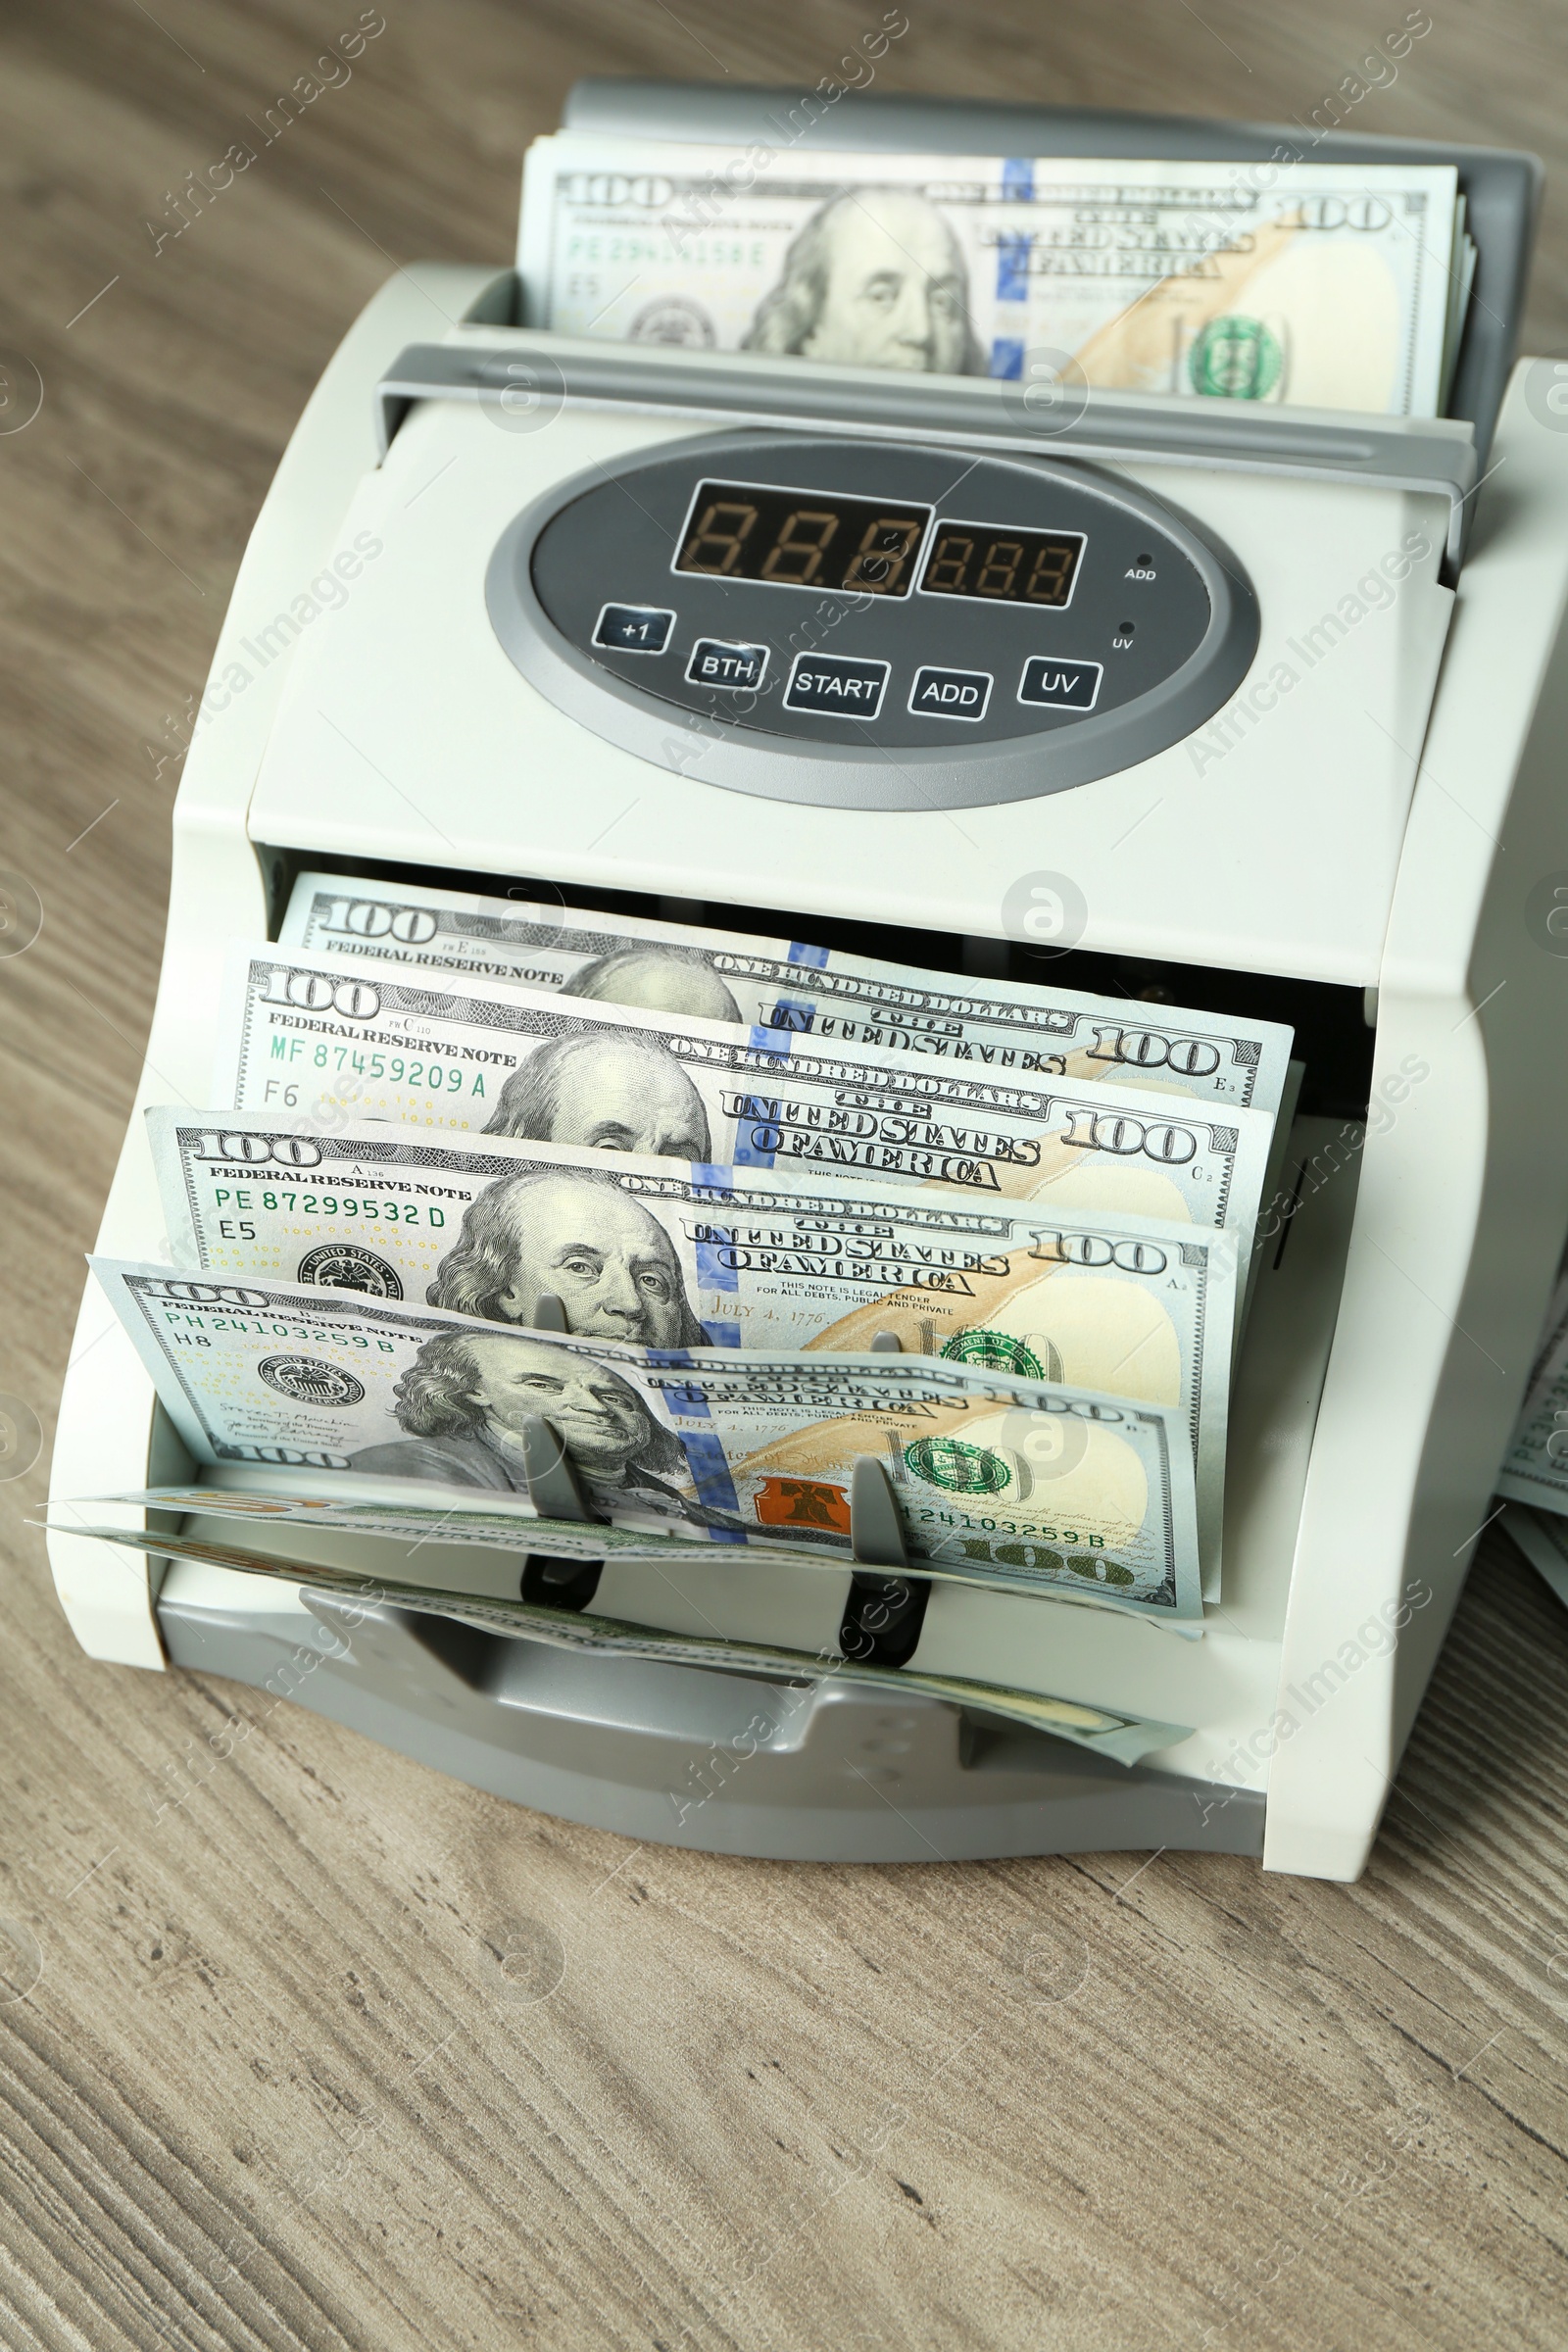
[783,652,890,719]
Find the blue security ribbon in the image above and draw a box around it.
[729,1089,780,1169]
[693,1220,738,1295]
[994,232,1032,303]
[764,997,817,1033]
[677,1428,746,1541]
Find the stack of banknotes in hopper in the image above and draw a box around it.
[61,875,1301,1759]
[517,132,1476,416]
[1496,1274,1568,1615]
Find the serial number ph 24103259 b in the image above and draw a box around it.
[159,1310,397,1350]
[911,1504,1109,1545]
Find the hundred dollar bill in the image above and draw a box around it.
[146,1108,1234,1569]
[90,1261,1204,1621]
[80,1484,748,1548]
[213,946,1276,1265]
[41,1519,1193,1763]
[519,136,1461,416]
[1497,1314,1568,1519]
[1502,1504,1568,1615]
[1526,1268,1568,1393]
[51,1486,814,1582]
[281,871,1295,1119]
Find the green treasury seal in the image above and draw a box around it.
[1188,315,1284,401]
[940,1327,1050,1381]
[904,1435,1010,1494]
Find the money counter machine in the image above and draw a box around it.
[46,84,1568,1882]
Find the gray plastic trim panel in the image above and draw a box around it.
[377,337,1477,572]
[156,1587,1266,1864]
[484,427,1260,810]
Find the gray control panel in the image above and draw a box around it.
[487,430,1259,811]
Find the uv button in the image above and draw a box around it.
[1018,655,1102,711]
[685,638,769,691]
[783,652,890,719]
[908,664,993,722]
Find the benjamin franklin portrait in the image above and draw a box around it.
[742,186,983,376]
[483,1029,711,1159]
[348,1327,721,1519]
[561,944,742,1026]
[429,1167,708,1348]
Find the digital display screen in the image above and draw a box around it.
[918,520,1086,607]
[673,480,930,598]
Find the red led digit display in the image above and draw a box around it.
[673,480,931,598]
[918,521,1086,607]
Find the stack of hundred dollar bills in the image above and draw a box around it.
[59,874,1301,1761]
[1495,1274,1568,1619]
[517,132,1476,416]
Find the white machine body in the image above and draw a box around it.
[252,363,1456,989]
[46,256,1568,1882]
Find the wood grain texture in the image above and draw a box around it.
[2,4,1567,2345]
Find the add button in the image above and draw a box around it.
[908,664,993,722]
[1018,655,1102,711]
[783,652,890,719]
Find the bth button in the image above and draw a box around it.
[908,664,993,722]
[686,638,769,691]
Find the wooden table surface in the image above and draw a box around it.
[3,5,1567,2345]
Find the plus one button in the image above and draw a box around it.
[592,602,675,656]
